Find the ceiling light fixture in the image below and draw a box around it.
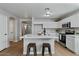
[44,8,53,17]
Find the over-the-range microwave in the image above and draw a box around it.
[62,22,71,28]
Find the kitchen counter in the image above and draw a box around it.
[22,34,58,39]
[22,34,58,55]
[66,34,79,38]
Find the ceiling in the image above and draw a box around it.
[0,3,79,19]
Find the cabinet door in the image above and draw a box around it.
[70,37,75,51]
[66,37,72,49]
[66,36,75,51]
[75,36,79,53]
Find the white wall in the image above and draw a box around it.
[33,18,55,22]
[33,24,43,35]
[58,12,79,33]
[14,18,20,42]
[0,8,21,42]
[58,12,79,26]
[8,19,15,41]
[32,18,57,35]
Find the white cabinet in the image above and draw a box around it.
[60,13,79,28]
[66,35,79,54]
[66,35,75,51]
[75,36,79,53]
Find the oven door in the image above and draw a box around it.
[61,34,66,44]
[59,34,66,44]
[59,34,62,41]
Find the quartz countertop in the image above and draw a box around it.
[20,34,58,39]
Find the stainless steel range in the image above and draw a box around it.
[59,33,66,47]
[59,29,75,47]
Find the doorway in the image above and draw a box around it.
[21,21,32,36]
[8,17,15,42]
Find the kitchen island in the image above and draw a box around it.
[22,34,58,55]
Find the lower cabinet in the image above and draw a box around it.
[66,35,79,54]
[75,36,79,53]
[66,36,75,51]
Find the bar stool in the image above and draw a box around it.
[27,43,37,56]
[42,43,52,56]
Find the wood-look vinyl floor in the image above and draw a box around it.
[0,40,23,56]
[0,40,78,56]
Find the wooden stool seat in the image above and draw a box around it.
[27,43,37,56]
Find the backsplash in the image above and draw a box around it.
[75,29,79,34]
[57,28,75,34]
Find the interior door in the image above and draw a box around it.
[0,14,9,51]
[9,19,15,41]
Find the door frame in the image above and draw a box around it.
[8,17,16,42]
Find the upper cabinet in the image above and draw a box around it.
[59,12,79,28]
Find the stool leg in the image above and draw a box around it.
[34,46,37,56]
[27,47,30,56]
[42,46,44,56]
[48,46,52,56]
